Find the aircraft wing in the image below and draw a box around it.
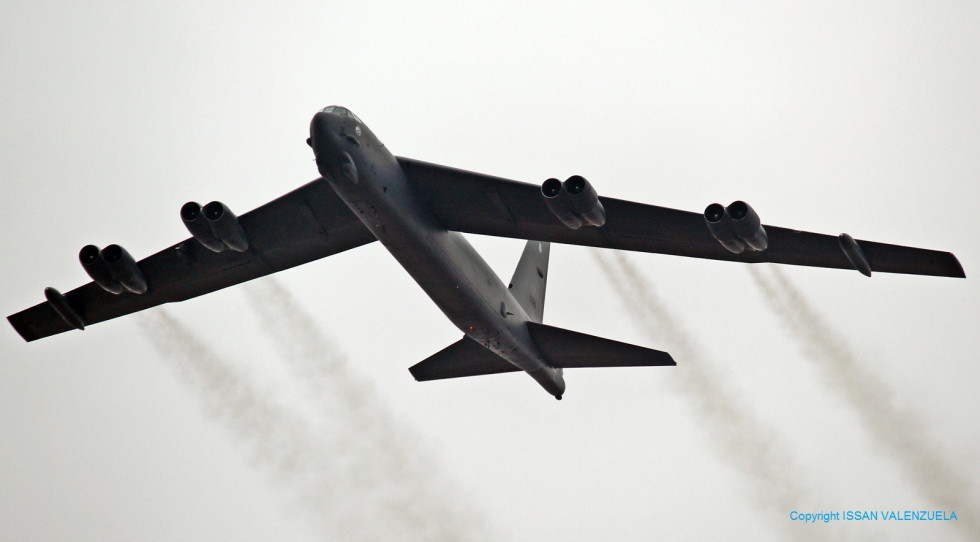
[399,157,964,278]
[8,178,376,342]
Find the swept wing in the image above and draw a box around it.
[8,178,375,341]
[399,157,964,278]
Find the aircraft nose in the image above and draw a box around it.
[309,112,344,177]
[309,112,336,146]
[310,112,339,150]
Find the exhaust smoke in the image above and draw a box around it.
[749,266,978,537]
[592,250,816,539]
[139,298,488,541]
[242,277,490,542]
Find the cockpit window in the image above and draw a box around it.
[319,106,361,124]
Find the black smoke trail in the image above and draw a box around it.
[242,277,491,542]
[592,250,823,541]
[139,306,487,541]
[137,309,347,535]
[749,266,978,538]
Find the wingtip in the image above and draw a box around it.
[950,253,966,278]
[7,313,39,342]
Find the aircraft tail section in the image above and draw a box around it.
[509,240,549,323]
[409,239,672,391]
[526,322,676,368]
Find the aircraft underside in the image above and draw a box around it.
[7,105,963,400]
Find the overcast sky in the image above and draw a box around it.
[2,1,979,540]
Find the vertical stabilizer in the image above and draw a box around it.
[509,241,549,323]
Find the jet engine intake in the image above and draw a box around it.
[202,201,249,252]
[727,201,768,251]
[542,178,583,229]
[564,175,606,227]
[100,244,148,294]
[181,201,226,253]
[541,176,606,229]
[79,244,124,294]
[704,201,768,253]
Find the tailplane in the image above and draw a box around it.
[408,336,519,381]
[527,322,675,368]
[408,323,674,383]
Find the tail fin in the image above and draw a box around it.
[527,322,675,368]
[509,241,549,323]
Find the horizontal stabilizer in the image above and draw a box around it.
[409,336,520,381]
[526,322,675,368]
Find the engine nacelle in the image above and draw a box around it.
[79,244,124,294]
[542,178,584,229]
[203,201,249,252]
[564,175,606,227]
[541,176,606,229]
[727,201,768,251]
[100,244,148,294]
[181,201,226,253]
[704,201,768,253]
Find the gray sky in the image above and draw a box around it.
[2,1,978,540]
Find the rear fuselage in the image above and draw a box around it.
[308,108,564,398]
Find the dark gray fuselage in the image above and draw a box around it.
[309,109,565,397]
